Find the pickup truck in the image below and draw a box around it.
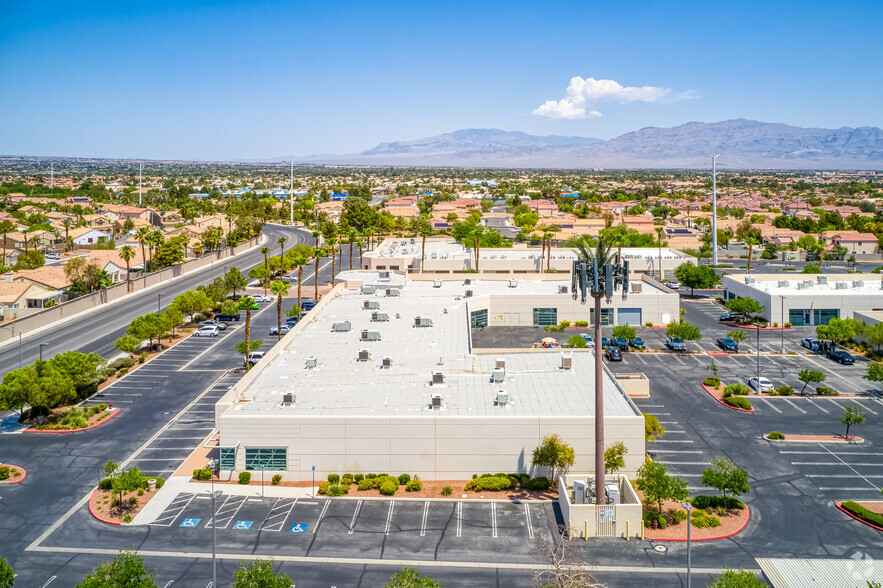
[666,336,686,351]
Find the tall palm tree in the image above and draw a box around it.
[0,220,13,264]
[119,245,136,293]
[61,218,74,251]
[29,235,41,253]
[21,227,30,252]
[472,226,484,272]
[270,280,290,341]
[418,216,431,271]
[136,227,150,273]
[261,247,270,296]
[277,236,287,273]
[292,254,308,309]
[237,295,255,371]
[348,228,358,271]
[313,247,327,300]
[329,241,337,285]
[745,237,760,275]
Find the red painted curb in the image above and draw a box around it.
[835,502,883,532]
[653,505,751,542]
[722,321,791,331]
[701,383,755,413]
[0,464,27,484]
[24,408,120,434]
[88,488,121,526]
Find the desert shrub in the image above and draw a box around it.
[0,466,10,480]
[138,352,148,364]
[374,475,399,489]
[767,431,785,440]
[118,368,129,376]
[703,377,721,387]
[341,475,354,486]
[841,501,883,527]
[691,495,744,510]
[724,396,752,410]
[192,469,212,481]
[645,322,654,327]
[784,322,791,328]
[441,486,453,496]
[524,477,550,491]
[406,479,422,492]
[326,484,346,497]
[465,476,512,492]
[317,481,330,495]
[574,321,588,327]
[122,513,133,523]
[379,481,397,495]
[643,512,667,529]
[773,386,793,396]
[192,313,208,323]
[357,479,372,491]
[327,474,340,484]
[398,474,411,485]
[98,477,113,489]
[272,474,282,485]
[238,472,251,485]
[98,403,108,410]
[815,386,839,396]
[724,383,750,396]
[120,357,136,369]
[354,474,364,482]
[137,489,144,496]
[366,473,377,479]
[691,511,721,528]
[670,510,688,524]
[129,496,138,505]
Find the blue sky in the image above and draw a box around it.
[1,0,881,160]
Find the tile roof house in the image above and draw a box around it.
[67,227,112,246]
[13,266,71,290]
[825,232,879,255]
[0,280,63,315]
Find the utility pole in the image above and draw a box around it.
[710,155,720,266]
[290,160,295,226]
[138,162,143,206]
[50,162,54,188]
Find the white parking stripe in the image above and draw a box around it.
[780,398,805,413]
[793,462,883,467]
[650,439,694,443]
[647,449,703,454]
[758,398,782,413]
[313,500,330,533]
[820,444,881,490]
[420,502,429,537]
[491,502,498,538]
[348,500,362,534]
[779,451,883,455]
[456,502,462,537]
[847,398,878,415]
[806,398,830,414]
[384,501,395,535]
[524,503,534,539]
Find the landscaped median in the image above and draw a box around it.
[643,496,750,542]
[89,462,165,525]
[0,464,26,484]
[836,501,883,532]
[765,431,864,444]
[24,404,118,433]
[701,378,755,412]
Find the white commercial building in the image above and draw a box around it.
[213,272,646,481]
[722,273,883,326]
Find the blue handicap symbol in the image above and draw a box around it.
[290,523,308,533]
[233,520,253,530]
[180,518,201,528]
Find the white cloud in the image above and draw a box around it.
[532,76,689,120]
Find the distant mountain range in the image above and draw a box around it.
[287,120,883,169]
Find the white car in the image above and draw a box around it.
[252,294,272,303]
[193,325,219,337]
[668,282,680,289]
[269,324,291,336]
[247,351,266,366]
[46,253,61,260]
[748,377,773,393]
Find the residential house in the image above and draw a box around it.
[113,217,153,234]
[824,232,880,255]
[79,214,116,231]
[158,211,185,229]
[68,227,112,246]
[0,280,64,316]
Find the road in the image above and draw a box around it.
[0,224,316,373]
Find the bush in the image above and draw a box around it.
[398,474,411,485]
[841,501,883,527]
[98,403,108,410]
[773,386,793,396]
[691,495,745,510]
[643,512,667,529]
[441,486,453,496]
[118,368,129,376]
[357,479,373,491]
[354,474,364,482]
[645,322,654,327]
[98,477,113,489]
[317,481,330,495]
[379,481,397,495]
[691,511,721,528]
[238,472,251,485]
[272,474,282,485]
[767,431,785,440]
[784,322,792,328]
[366,473,377,479]
[328,473,340,484]
[138,352,148,364]
[724,383,750,396]
[0,466,10,480]
[341,475,354,486]
[193,468,212,481]
[671,510,688,524]
[703,377,721,387]
[465,476,512,492]
[192,313,209,323]
[574,321,588,327]
[120,357,136,369]
[326,484,346,497]
[724,396,752,410]
[525,476,551,491]
[815,386,839,396]
[129,496,138,505]
[406,479,422,492]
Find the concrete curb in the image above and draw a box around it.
[701,383,755,413]
[835,502,883,532]
[765,435,864,444]
[88,488,120,526]
[653,505,751,542]
[23,408,120,434]
[0,464,27,484]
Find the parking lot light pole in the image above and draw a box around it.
[210,480,222,587]
[682,501,693,588]
[756,323,761,392]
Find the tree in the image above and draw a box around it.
[533,538,605,588]
[238,296,256,371]
[260,247,270,296]
[231,559,293,588]
[75,550,157,588]
[163,307,184,340]
[0,557,13,588]
[277,236,287,273]
[864,360,883,384]
[744,237,760,275]
[724,297,764,323]
[127,314,167,348]
[604,441,628,474]
[531,434,575,485]
[726,330,747,345]
[816,317,856,346]
[840,406,867,439]
[48,351,107,393]
[665,319,702,341]
[119,245,136,293]
[112,467,144,507]
[236,339,262,363]
[14,250,45,270]
[801,262,821,274]
[383,567,441,588]
[674,263,717,296]
[701,457,750,503]
[170,290,212,323]
[28,363,76,417]
[114,335,142,355]
[270,280,290,341]
[291,253,308,308]
[611,324,636,341]
[0,366,37,418]
[135,227,150,273]
[797,368,826,395]
[225,267,248,299]
[566,335,586,348]
[643,413,666,441]
[636,460,688,514]
[706,567,767,588]
[312,247,327,300]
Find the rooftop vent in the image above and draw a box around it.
[853,281,865,288]
[817,276,828,285]
[433,279,442,288]
[386,288,400,297]
[464,278,472,285]
[632,282,643,294]
[797,282,809,290]
[364,299,380,310]
[495,357,506,369]
[561,354,572,370]
[778,280,789,288]
[745,277,755,285]
[361,330,381,342]
[415,316,433,327]
[283,392,294,405]
[332,321,351,332]
[305,356,317,369]
[465,289,473,298]
[430,394,442,409]
[372,311,389,322]
[509,279,518,288]
[361,285,375,294]
[496,391,509,406]
[558,285,569,294]
[381,356,392,368]
[432,371,444,385]
[378,271,390,281]
[491,367,505,383]
[835,282,848,290]
[358,349,370,362]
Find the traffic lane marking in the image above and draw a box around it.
[261,498,297,532]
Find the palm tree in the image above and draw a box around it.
[270,280,290,341]
[146,230,164,271]
[291,254,308,309]
[277,236,287,273]
[329,240,337,284]
[745,237,760,275]
[655,227,665,281]
[348,228,358,271]
[21,227,30,252]
[261,247,270,296]
[418,217,431,271]
[61,218,74,251]
[237,295,255,371]
[472,225,484,272]
[29,235,41,253]
[119,245,136,293]
[313,247,327,300]
[0,220,13,265]
[136,227,150,273]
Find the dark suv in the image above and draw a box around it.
[716,337,738,352]
[605,347,623,361]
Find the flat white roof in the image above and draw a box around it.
[234,273,641,419]
[725,273,883,296]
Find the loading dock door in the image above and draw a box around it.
[617,308,642,326]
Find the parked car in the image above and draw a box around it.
[200,320,227,331]
[600,336,609,349]
[301,299,317,311]
[665,337,686,351]
[193,325,219,337]
[285,316,300,326]
[46,253,61,260]
[269,324,292,336]
[215,313,240,322]
[605,347,623,361]
[667,281,680,289]
[801,338,819,352]
[748,376,773,393]
[252,294,272,303]
[614,337,629,351]
[282,274,298,283]
[579,334,594,347]
[246,351,266,366]
[719,312,738,321]
[827,349,855,365]
[716,337,739,352]
[629,337,645,349]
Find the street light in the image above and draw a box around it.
[157,293,163,315]
[39,342,49,363]
[681,501,693,588]
[210,476,222,588]
[756,322,761,392]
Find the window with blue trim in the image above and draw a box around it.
[244,448,287,471]
[219,447,236,471]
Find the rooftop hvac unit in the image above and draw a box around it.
[361,285,375,294]
[332,321,351,332]
[465,290,473,297]
[372,311,389,322]
[561,354,572,370]
[464,278,472,285]
[836,282,848,290]
[491,367,505,383]
[496,390,509,406]
[745,277,755,285]
[305,356,317,369]
[558,285,569,294]
[433,279,442,288]
[381,356,392,368]
[431,394,442,409]
[415,316,433,327]
[817,276,828,285]
[853,281,865,288]
[495,357,506,369]
[797,282,808,290]
[283,392,294,405]
[358,349,370,362]
[364,300,380,309]
[378,271,390,281]
[432,371,444,384]
[509,279,518,288]
[778,281,790,288]
[632,283,642,294]
[431,253,437,259]
[386,288,400,297]
[573,480,586,505]
[361,330,381,341]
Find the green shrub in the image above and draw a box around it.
[724,396,752,410]
[465,476,512,492]
[366,473,377,479]
[670,510,688,524]
[841,501,883,527]
[815,386,839,396]
[120,357,136,369]
[703,377,721,387]
[784,322,792,328]
[192,468,212,481]
[691,496,745,510]
[645,322,653,327]
[406,479,423,492]
[767,431,785,440]
[354,474,364,482]
[691,511,721,528]
[118,368,129,376]
[98,477,113,489]
[317,481,330,495]
[326,484,346,497]
[643,512,667,529]
[440,486,453,496]
[724,383,749,396]
[138,352,148,364]
[98,403,108,410]
[574,321,588,327]
[379,481,397,495]
[238,472,251,485]
[129,496,138,505]
[272,474,282,485]
[773,386,793,396]
[328,473,340,484]
[0,466,10,480]
[524,477,550,491]
[357,479,373,491]
[398,473,411,485]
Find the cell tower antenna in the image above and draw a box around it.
[139,162,143,206]
[709,154,720,266]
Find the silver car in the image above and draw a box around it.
[200,320,227,331]
[194,325,219,337]
[748,377,773,393]
[269,324,291,336]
